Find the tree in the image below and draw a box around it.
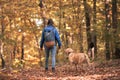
[105,0,111,60]
[112,0,120,58]
[92,0,97,58]
[0,6,5,68]
[0,0,119,69]
[83,0,91,51]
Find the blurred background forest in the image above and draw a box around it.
[0,0,120,69]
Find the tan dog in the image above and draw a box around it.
[65,48,90,71]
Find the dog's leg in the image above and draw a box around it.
[68,62,72,72]
[85,54,90,66]
[75,64,78,71]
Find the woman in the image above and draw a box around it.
[40,19,62,72]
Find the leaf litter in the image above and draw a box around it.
[0,59,120,80]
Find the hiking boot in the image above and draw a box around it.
[52,67,55,72]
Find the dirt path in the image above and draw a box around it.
[1,59,120,80]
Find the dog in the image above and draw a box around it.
[65,48,91,71]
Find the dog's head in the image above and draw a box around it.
[65,48,74,54]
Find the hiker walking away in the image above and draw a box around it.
[40,19,62,72]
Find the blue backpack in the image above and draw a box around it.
[44,28,55,48]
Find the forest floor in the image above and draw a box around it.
[0,59,120,80]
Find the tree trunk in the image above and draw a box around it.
[39,0,46,28]
[0,7,5,68]
[93,0,97,58]
[83,0,91,50]
[21,33,24,60]
[13,44,17,59]
[105,0,111,60]
[112,0,119,58]
[112,0,120,58]
[63,12,68,48]
[9,18,13,69]
[59,0,62,31]
[0,42,5,68]
[79,23,84,53]
[78,0,83,53]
